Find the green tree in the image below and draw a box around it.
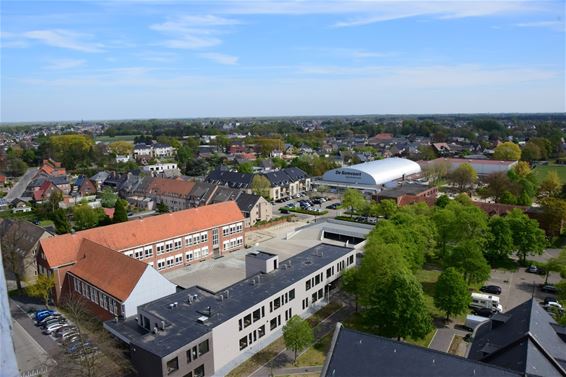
[435,195,450,208]
[542,253,566,284]
[446,241,491,284]
[251,175,271,199]
[366,271,432,340]
[48,134,94,169]
[448,163,477,192]
[422,159,451,185]
[342,189,366,218]
[185,158,209,176]
[52,208,71,234]
[113,199,128,223]
[479,172,512,202]
[507,210,547,264]
[539,171,561,198]
[513,161,532,178]
[341,268,361,312]
[282,315,314,362]
[100,188,118,208]
[6,157,28,177]
[541,198,566,236]
[521,142,542,161]
[73,204,100,230]
[238,162,254,174]
[108,141,133,156]
[26,274,55,307]
[434,267,470,321]
[486,216,515,262]
[157,202,169,214]
[494,142,521,161]
[379,199,398,219]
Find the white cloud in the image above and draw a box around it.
[151,14,240,49]
[22,29,104,52]
[198,52,238,65]
[44,59,86,70]
[515,20,565,31]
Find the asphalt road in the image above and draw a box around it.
[5,167,38,202]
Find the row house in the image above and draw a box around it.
[133,143,176,159]
[37,201,245,304]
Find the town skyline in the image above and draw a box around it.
[2,0,565,122]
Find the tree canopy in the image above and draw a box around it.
[434,267,470,320]
[493,142,521,161]
[282,315,314,362]
[448,163,477,192]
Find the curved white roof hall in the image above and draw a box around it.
[322,158,421,186]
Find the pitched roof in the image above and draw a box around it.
[0,219,50,250]
[39,201,244,268]
[469,298,566,376]
[235,193,261,213]
[322,324,520,377]
[146,177,195,197]
[68,239,147,301]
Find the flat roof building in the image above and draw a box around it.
[105,243,356,377]
[319,158,421,191]
[420,158,518,176]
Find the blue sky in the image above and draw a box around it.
[1,0,565,122]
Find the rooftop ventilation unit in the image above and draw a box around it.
[197,316,209,324]
[224,290,230,299]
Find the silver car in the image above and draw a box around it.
[43,322,66,335]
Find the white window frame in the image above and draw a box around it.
[186,251,193,261]
[156,243,165,255]
[144,246,153,258]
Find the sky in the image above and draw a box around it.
[1,0,565,122]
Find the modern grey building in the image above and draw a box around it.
[105,243,356,377]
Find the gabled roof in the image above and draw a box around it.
[39,201,244,268]
[322,324,520,377]
[205,168,254,188]
[145,177,195,198]
[69,239,148,302]
[469,298,566,376]
[0,219,50,250]
[235,193,261,213]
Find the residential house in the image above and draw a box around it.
[37,201,245,303]
[74,175,97,196]
[134,177,196,212]
[67,239,176,320]
[141,163,180,177]
[11,199,31,213]
[38,159,66,177]
[33,181,63,203]
[0,219,51,284]
[235,193,272,227]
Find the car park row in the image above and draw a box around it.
[33,309,98,357]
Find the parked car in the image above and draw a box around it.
[480,285,502,295]
[543,301,563,311]
[34,309,56,322]
[40,318,66,329]
[327,203,341,209]
[543,297,558,305]
[43,322,67,335]
[540,284,558,294]
[60,330,80,342]
[66,340,92,354]
[54,325,77,337]
[472,307,496,318]
[526,265,546,275]
[36,314,63,326]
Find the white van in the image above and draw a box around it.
[470,293,503,312]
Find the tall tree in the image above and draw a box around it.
[342,188,366,217]
[113,199,128,223]
[1,220,36,291]
[52,208,71,234]
[251,175,271,199]
[73,204,101,230]
[100,187,118,208]
[507,210,547,264]
[341,268,361,312]
[422,160,451,185]
[282,315,314,362]
[486,216,515,262]
[521,142,542,161]
[448,163,477,192]
[539,171,561,198]
[493,142,521,161]
[434,268,470,321]
[541,198,566,236]
[366,271,432,341]
[446,241,491,284]
[27,274,55,307]
[108,141,133,156]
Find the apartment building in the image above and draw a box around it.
[37,202,245,303]
[104,243,356,377]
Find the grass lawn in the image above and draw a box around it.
[227,337,286,377]
[39,219,53,227]
[94,135,136,143]
[532,164,566,183]
[295,333,333,367]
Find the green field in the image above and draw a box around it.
[94,135,136,143]
[532,164,566,183]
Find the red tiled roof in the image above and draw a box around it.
[103,208,115,218]
[148,178,195,197]
[40,201,244,268]
[33,181,54,201]
[69,239,147,301]
[425,158,517,166]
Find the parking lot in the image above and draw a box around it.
[483,248,562,312]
